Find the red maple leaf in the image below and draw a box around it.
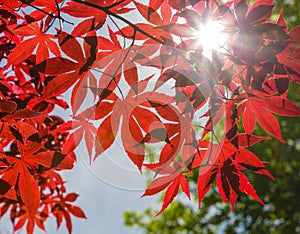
[8,21,61,65]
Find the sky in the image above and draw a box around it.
[0,68,161,234]
[44,157,159,234]
[0,1,175,233]
[0,76,160,234]
[41,100,160,233]
[1,134,159,234]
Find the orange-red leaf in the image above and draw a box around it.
[197,166,217,208]
[155,176,180,216]
[18,162,40,220]
[236,149,274,180]
[43,72,78,98]
[95,115,115,159]
[8,37,38,65]
[65,193,79,202]
[142,172,180,197]
[238,171,264,205]
[68,205,87,218]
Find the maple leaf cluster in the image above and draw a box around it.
[0,0,300,233]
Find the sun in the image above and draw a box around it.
[195,20,228,53]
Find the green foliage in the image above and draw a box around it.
[273,0,300,28]
[122,0,300,232]
[123,84,300,234]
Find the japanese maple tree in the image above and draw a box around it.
[0,0,299,233]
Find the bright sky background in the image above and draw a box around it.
[0,162,158,234]
[0,1,226,232]
[1,104,159,234]
[0,3,160,233]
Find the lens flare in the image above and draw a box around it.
[195,21,228,52]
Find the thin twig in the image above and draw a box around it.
[71,0,164,44]
[19,0,74,25]
[108,15,127,48]
[54,0,63,30]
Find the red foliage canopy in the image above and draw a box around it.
[0,0,299,233]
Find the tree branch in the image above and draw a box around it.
[19,0,74,26]
[71,0,164,44]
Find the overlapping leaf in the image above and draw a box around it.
[1,0,300,232]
